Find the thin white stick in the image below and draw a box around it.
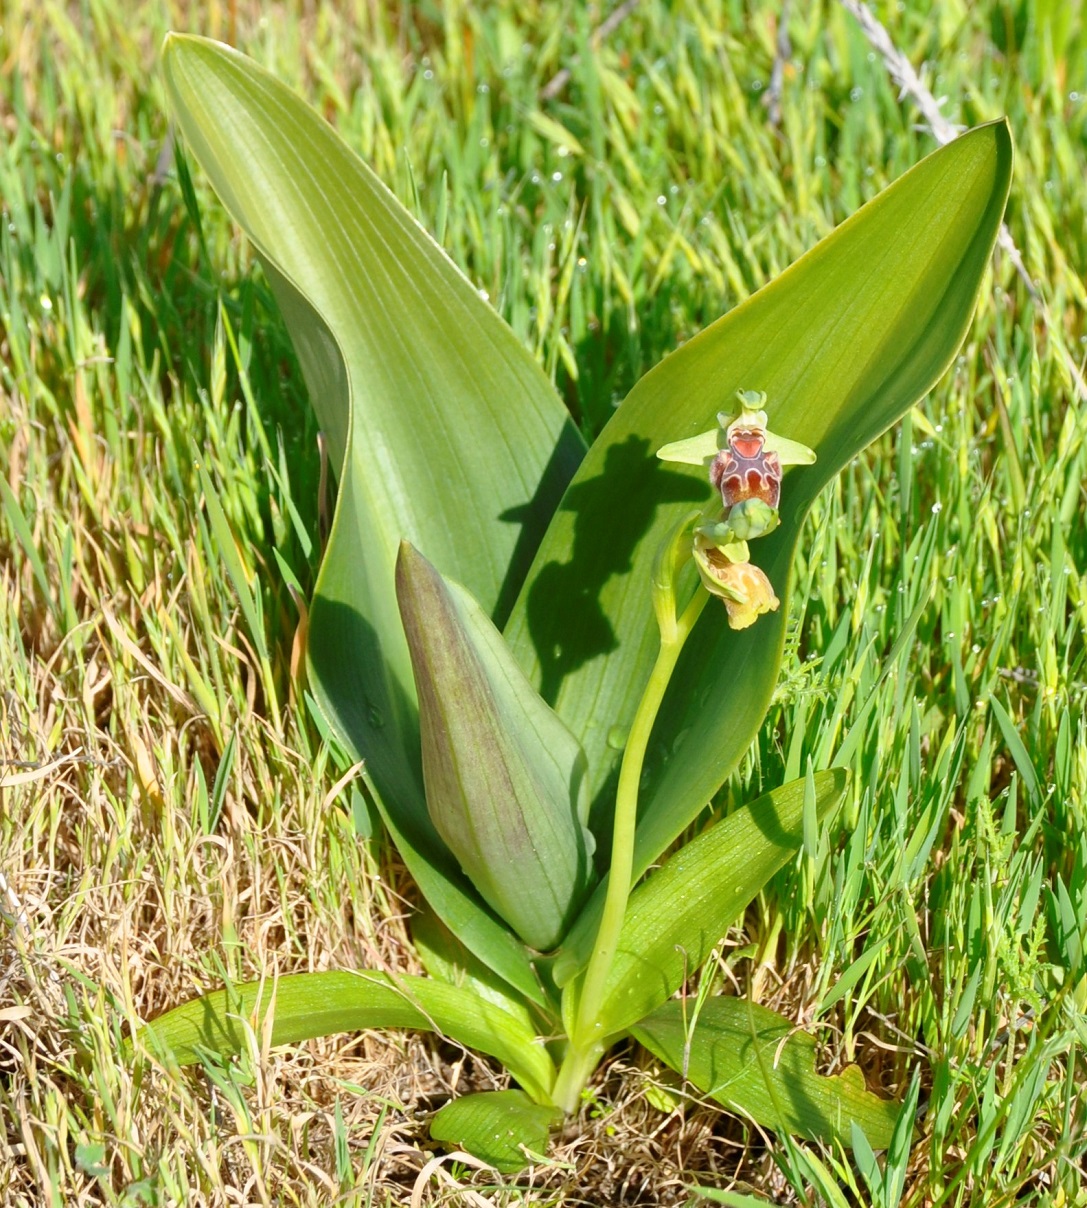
[840,0,1087,403]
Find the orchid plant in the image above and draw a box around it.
[138,35,1012,1172]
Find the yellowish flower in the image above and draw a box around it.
[693,536,780,630]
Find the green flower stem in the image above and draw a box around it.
[553,581,708,1112]
[550,1038,605,1115]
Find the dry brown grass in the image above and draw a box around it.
[0,446,806,1197]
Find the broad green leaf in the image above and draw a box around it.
[411,906,555,1027]
[565,771,847,1034]
[135,970,554,1103]
[429,1090,561,1173]
[361,766,549,1008]
[396,542,594,951]
[504,122,1012,879]
[631,997,902,1149]
[163,36,584,996]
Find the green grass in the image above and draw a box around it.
[2,0,1085,1203]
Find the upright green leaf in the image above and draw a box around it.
[631,997,902,1149]
[163,36,585,995]
[504,123,1012,879]
[135,969,555,1103]
[568,771,847,1035]
[396,542,594,951]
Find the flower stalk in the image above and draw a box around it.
[553,392,815,1112]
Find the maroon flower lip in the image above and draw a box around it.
[656,391,815,630]
[710,429,783,509]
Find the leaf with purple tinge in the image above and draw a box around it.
[396,542,594,954]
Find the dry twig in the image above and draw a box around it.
[541,0,641,102]
[840,0,1087,404]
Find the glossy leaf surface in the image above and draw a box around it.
[396,542,593,951]
[429,1090,561,1173]
[631,997,902,1149]
[579,770,847,1035]
[411,906,549,1023]
[163,35,584,996]
[136,970,554,1102]
[504,123,1013,881]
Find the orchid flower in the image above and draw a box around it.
[657,390,815,628]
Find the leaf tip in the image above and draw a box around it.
[160,29,202,64]
[160,30,185,81]
[394,538,427,593]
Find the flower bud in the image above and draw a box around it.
[722,498,780,541]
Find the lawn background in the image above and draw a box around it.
[1,1,1085,1203]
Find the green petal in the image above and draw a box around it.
[762,431,818,466]
[655,428,719,466]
